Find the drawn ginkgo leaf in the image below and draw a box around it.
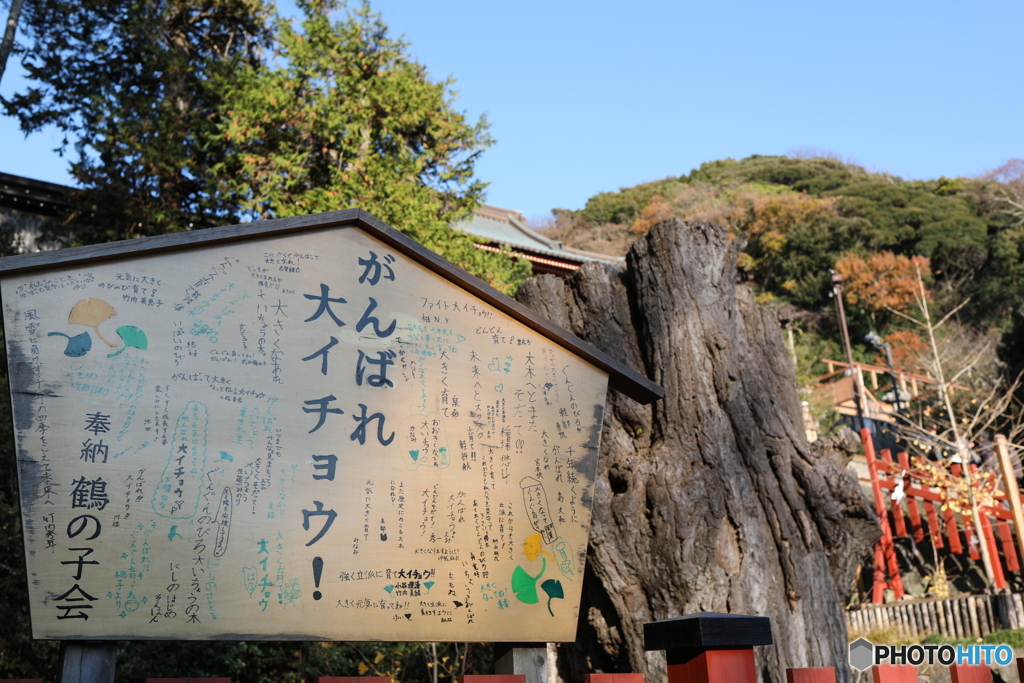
[48,331,92,357]
[68,298,118,347]
[541,579,564,617]
[523,532,555,563]
[511,566,539,604]
[511,556,546,605]
[107,326,148,358]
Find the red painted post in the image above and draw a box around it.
[1017,657,1024,683]
[897,452,925,542]
[785,667,836,683]
[586,675,645,683]
[461,676,525,683]
[944,505,964,554]
[950,662,994,683]
[924,500,945,548]
[882,449,908,537]
[997,519,1020,571]
[644,612,772,683]
[863,428,904,601]
[979,511,1007,589]
[669,651,756,683]
[870,664,917,683]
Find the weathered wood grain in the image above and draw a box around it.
[56,642,115,683]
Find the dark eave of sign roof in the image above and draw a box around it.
[0,171,75,217]
[0,209,664,404]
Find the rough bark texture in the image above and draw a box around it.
[515,220,879,683]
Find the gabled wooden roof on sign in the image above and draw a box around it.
[0,209,663,404]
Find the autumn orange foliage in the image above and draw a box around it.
[630,195,675,234]
[834,251,931,315]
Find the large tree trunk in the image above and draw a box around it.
[515,220,879,683]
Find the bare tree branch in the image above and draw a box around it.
[935,297,971,330]
[883,305,923,327]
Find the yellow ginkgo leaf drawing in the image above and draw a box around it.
[523,532,555,562]
[68,298,118,347]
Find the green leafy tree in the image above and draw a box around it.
[0,1,522,676]
[210,0,530,293]
[2,0,273,242]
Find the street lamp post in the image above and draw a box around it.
[865,330,903,415]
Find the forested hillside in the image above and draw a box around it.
[539,155,1024,405]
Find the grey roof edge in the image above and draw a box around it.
[503,211,567,251]
[453,213,562,252]
[456,213,624,265]
[0,208,663,404]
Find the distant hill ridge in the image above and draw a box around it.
[539,154,1024,328]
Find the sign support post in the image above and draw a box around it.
[494,643,549,683]
[57,641,116,683]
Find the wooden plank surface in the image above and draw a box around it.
[4,226,611,641]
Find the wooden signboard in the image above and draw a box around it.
[0,210,660,643]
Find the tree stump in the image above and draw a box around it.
[516,219,880,683]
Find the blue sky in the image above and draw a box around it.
[2,0,1022,221]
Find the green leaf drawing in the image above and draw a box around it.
[511,557,546,605]
[107,325,148,358]
[541,579,564,617]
